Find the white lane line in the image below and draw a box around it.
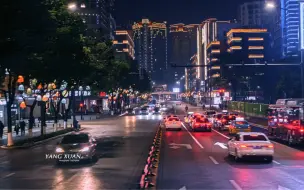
[273,160,281,165]
[229,180,242,190]
[209,156,219,165]
[3,173,15,178]
[119,112,127,117]
[181,123,204,149]
[212,128,229,139]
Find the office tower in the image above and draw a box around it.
[132,19,167,83]
[238,1,267,27]
[197,18,236,92]
[71,0,115,39]
[169,24,198,85]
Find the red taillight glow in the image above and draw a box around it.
[221,119,226,123]
[240,145,247,148]
[268,145,274,148]
[300,129,304,132]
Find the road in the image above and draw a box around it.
[157,102,304,190]
[0,114,161,189]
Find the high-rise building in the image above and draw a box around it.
[169,24,198,85]
[197,18,237,92]
[113,30,135,61]
[132,19,167,83]
[71,0,115,39]
[238,1,268,27]
[281,0,300,58]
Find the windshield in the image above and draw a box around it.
[243,135,267,141]
[196,118,209,123]
[61,134,89,144]
[168,118,180,121]
[235,121,248,125]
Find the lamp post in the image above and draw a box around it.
[265,1,304,98]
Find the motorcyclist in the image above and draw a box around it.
[185,105,188,112]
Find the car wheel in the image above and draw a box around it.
[265,156,273,163]
[234,150,240,162]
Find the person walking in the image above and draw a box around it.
[14,124,20,136]
[0,121,4,139]
[20,120,26,136]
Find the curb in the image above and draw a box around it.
[138,125,163,189]
[0,128,84,150]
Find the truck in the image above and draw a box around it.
[267,99,304,145]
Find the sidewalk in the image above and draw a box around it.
[0,126,66,145]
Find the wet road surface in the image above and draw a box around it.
[0,115,162,189]
[157,103,304,190]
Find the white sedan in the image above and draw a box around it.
[227,132,274,162]
[165,117,182,130]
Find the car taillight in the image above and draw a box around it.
[221,119,226,123]
[300,129,304,132]
[195,123,200,126]
[268,145,274,148]
[206,123,211,127]
[240,145,247,148]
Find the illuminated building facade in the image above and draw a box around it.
[199,18,237,92]
[170,24,198,86]
[206,41,221,83]
[132,19,167,82]
[226,29,269,62]
[281,0,300,58]
[187,54,198,91]
[238,1,267,26]
[73,0,115,39]
[113,30,135,60]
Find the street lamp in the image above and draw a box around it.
[265,1,276,9]
[176,81,180,84]
[264,1,304,98]
[67,3,77,11]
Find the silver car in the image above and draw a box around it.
[55,132,97,163]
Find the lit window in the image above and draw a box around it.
[248,54,264,58]
[248,37,264,41]
[248,46,264,49]
[211,50,220,54]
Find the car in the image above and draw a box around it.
[184,112,194,123]
[212,113,223,126]
[228,118,251,135]
[191,117,212,132]
[161,115,178,125]
[227,132,274,162]
[216,115,236,131]
[204,110,216,119]
[165,117,182,130]
[189,114,204,127]
[139,106,150,115]
[55,132,97,163]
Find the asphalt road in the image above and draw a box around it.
[157,102,304,190]
[0,114,161,189]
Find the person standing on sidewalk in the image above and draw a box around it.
[14,124,20,136]
[0,121,4,139]
[20,120,26,136]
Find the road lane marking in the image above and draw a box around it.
[273,160,281,165]
[229,180,242,190]
[212,129,229,139]
[278,185,291,190]
[181,123,204,149]
[214,142,228,149]
[209,156,219,165]
[3,173,15,178]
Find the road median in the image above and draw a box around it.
[0,128,82,149]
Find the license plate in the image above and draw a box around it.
[253,146,262,149]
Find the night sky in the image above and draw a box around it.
[114,0,253,26]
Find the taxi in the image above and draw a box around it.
[228,117,251,135]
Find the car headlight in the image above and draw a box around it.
[80,146,90,152]
[56,147,65,153]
